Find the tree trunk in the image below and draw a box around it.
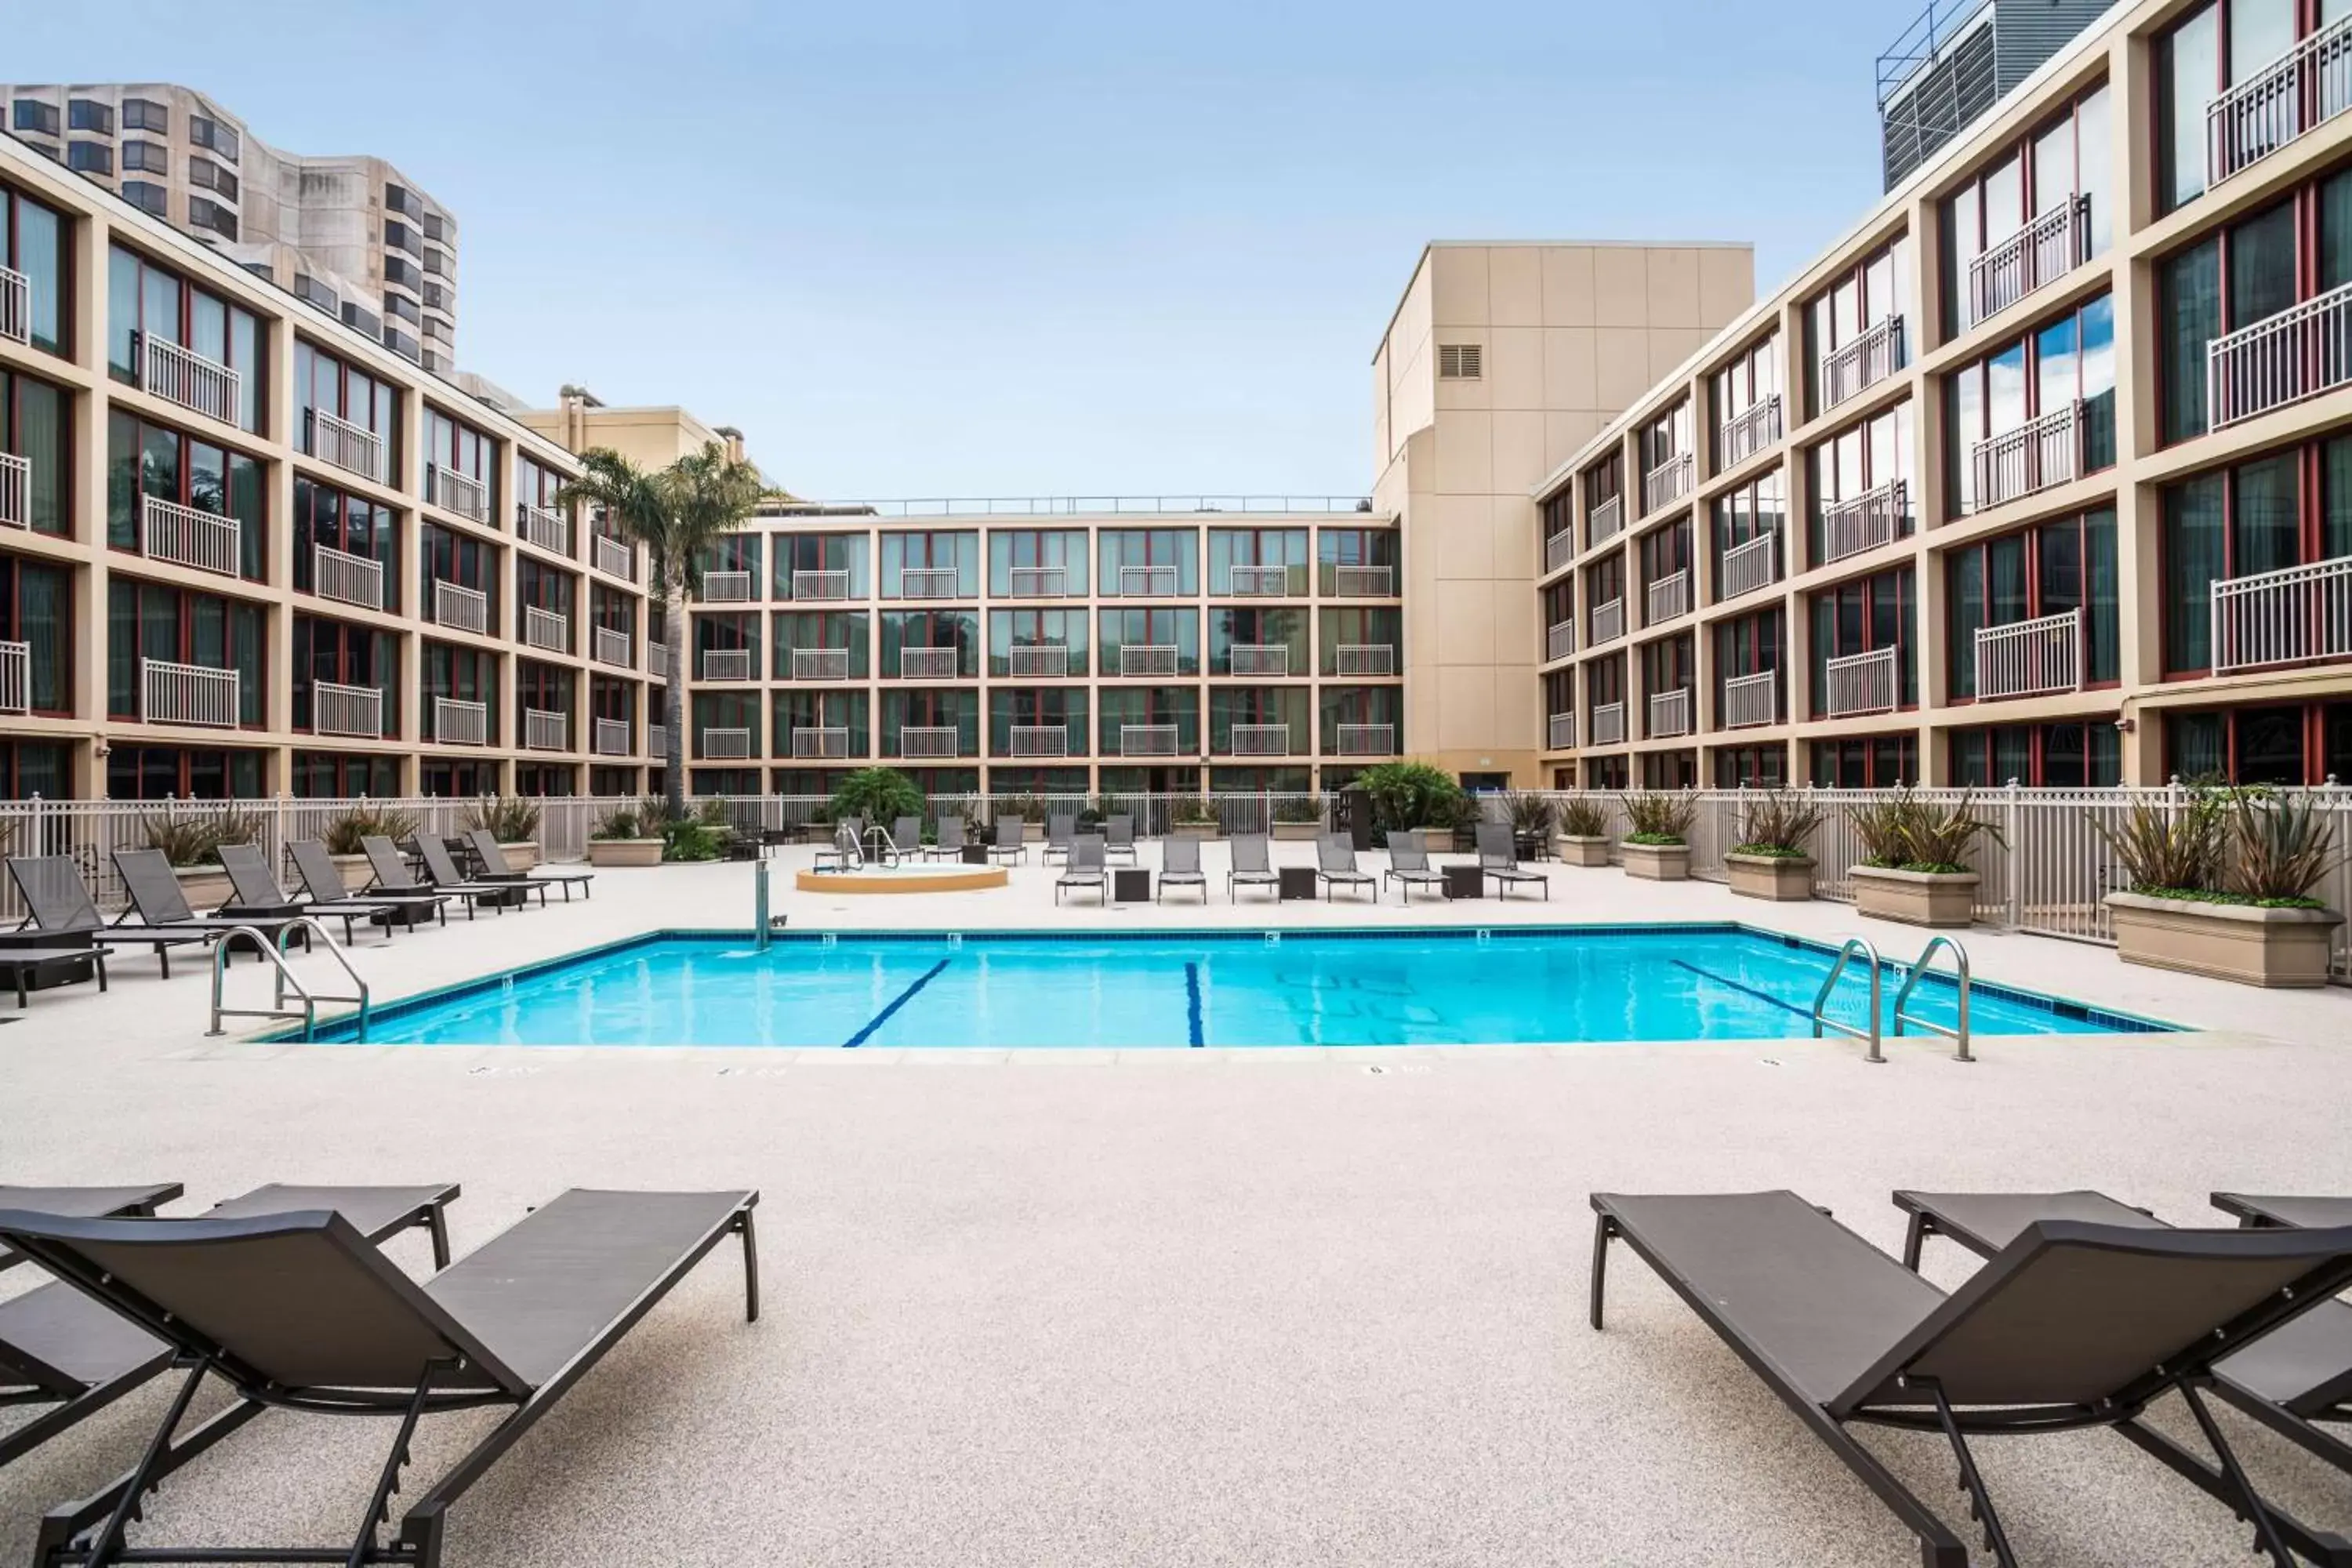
[662,568,688,819]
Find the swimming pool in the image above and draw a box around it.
[304,927,2169,1047]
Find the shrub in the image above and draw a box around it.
[1556,795,1609,838]
[461,796,542,843]
[1354,761,1469,832]
[1733,791,1825,859]
[2097,796,2227,895]
[1173,797,1220,826]
[830,767,923,828]
[1846,786,2002,874]
[1621,790,1697,845]
[1501,789,1557,837]
[2227,793,2338,906]
[1273,792,1326,825]
[591,807,644,841]
[661,819,723,862]
[143,807,263,867]
[321,804,422,857]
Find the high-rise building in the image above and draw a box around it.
[0,83,459,372]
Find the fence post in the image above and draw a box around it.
[2005,778,2023,928]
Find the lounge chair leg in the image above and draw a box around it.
[78,1362,209,1568]
[1921,1379,2019,1568]
[1588,1214,1616,1330]
[2175,1375,2296,1568]
[1901,1211,1932,1271]
[348,1362,445,1568]
[424,1203,452,1271]
[736,1208,760,1322]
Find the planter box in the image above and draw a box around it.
[587,838,665,868]
[1271,821,1324,841]
[2107,892,2343,989]
[497,841,540,873]
[1621,841,1690,882]
[330,851,373,888]
[1555,834,1610,868]
[1851,865,1978,928]
[1173,823,1222,840]
[174,864,235,915]
[1726,853,1814,902]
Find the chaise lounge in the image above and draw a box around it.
[288,840,449,931]
[462,828,595,902]
[1382,833,1449,903]
[8,855,221,978]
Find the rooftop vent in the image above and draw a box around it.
[1878,0,2108,191]
[1438,343,1483,380]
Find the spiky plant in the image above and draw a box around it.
[1621,789,1698,845]
[1733,790,1825,859]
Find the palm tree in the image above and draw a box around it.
[558,442,777,818]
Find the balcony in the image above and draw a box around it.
[1589,597,1624,646]
[143,495,241,577]
[1973,609,2082,699]
[1544,616,1577,662]
[1120,644,1179,677]
[0,264,25,345]
[1010,724,1068,757]
[1824,645,1900,718]
[791,568,848,601]
[792,728,851,760]
[433,579,488,635]
[308,408,382,483]
[647,722,668,757]
[701,569,754,603]
[1969,401,2079,513]
[1117,564,1179,597]
[432,696,488,745]
[2208,280,2352,429]
[1642,451,1693,516]
[1008,644,1069,678]
[1332,722,1394,757]
[524,708,569,752]
[312,680,383,739]
[1117,724,1181,757]
[898,567,960,598]
[1590,702,1626,746]
[1228,644,1289,677]
[1544,528,1576,575]
[140,333,240,425]
[0,451,24,528]
[593,626,633,670]
[1589,495,1624,547]
[1823,316,1904,411]
[1646,568,1690,626]
[1718,394,1782,469]
[0,640,28,713]
[1007,565,1068,597]
[1335,644,1396,677]
[314,544,383,611]
[2212,554,2352,673]
[1230,723,1290,757]
[593,717,630,757]
[901,726,961,759]
[1967,198,2086,327]
[704,727,754,760]
[594,534,636,581]
[1330,564,1394,597]
[898,647,960,680]
[1722,669,1778,729]
[791,647,850,681]
[1648,687,1692,739]
[2208,15,2352,187]
[1719,530,1778,600]
[1547,711,1576,750]
[1228,564,1291,597]
[428,464,489,525]
[519,503,571,557]
[702,648,753,682]
[522,605,570,654]
[1822,480,1907,564]
[141,659,239,728]
[647,642,671,679]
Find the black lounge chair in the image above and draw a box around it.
[216,842,388,944]
[1103,813,1138,865]
[1315,835,1374,902]
[416,834,547,909]
[813,818,865,872]
[0,936,106,1008]
[1043,812,1078,866]
[927,816,968,862]
[2215,1192,2352,1230]
[0,1183,456,1478]
[462,829,594,902]
[112,848,311,957]
[1227,833,1280,901]
[1591,1189,2352,1568]
[987,818,1027,866]
[288,840,448,931]
[8,855,220,978]
[361,836,502,918]
[1159,835,1207,902]
[1383,833,1449,903]
[0,1187,753,1568]
[1474,822,1548,900]
[1055,833,1108,905]
[884,815,922,866]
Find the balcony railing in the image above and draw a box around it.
[1120,644,1179,677]
[593,626,633,669]
[1822,316,1905,411]
[0,264,25,345]
[898,567,960,598]
[141,334,240,425]
[901,726,961,759]
[792,647,851,681]
[314,544,384,611]
[1722,669,1778,729]
[704,727,754,760]
[1589,701,1625,746]
[647,722,669,757]
[140,659,239,728]
[1544,528,1576,575]
[143,495,241,577]
[1970,401,2079,513]
[1229,644,1290,676]
[1335,644,1396,677]
[1011,724,1068,757]
[1118,724,1181,757]
[898,647,960,680]
[1331,564,1394,597]
[2208,280,2352,429]
[646,642,671,679]
[1646,568,1690,626]
[1642,451,1693,516]
[519,503,571,557]
[593,717,630,757]
[1589,597,1624,646]
[0,639,24,713]
[791,568,848,601]
[1228,564,1291,597]
[2209,14,2352,187]
[0,451,24,529]
[1718,394,1781,468]
[1719,530,1778,599]
[594,534,636,581]
[1230,723,1290,757]
[1822,479,1907,564]
[1544,618,1577,662]
[1547,711,1576,750]
[524,708,569,752]
[1648,687,1692,739]
[312,680,383,739]
[433,579,488,635]
[308,408,382,482]
[1007,565,1068,597]
[1008,644,1069,677]
[523,605,570,654]
[702,648,753,681]
[432,696,488,746]
[1824,645,1900,718]
[1968,197,2086,326]
[701,569,754,603]
[429,465,489,525]
[1975,608,2082,699]
[1332,723,1394,756]
[2212,553,2352,673]
[1589,495,1624,546]
[1117,564,1179,597]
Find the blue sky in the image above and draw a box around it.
[20,0,1907,496]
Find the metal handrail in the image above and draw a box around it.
[207,918,370,1041]
[1893,936,1974,1062]
[1811,937,1885,1063]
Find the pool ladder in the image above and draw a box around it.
[207,919,371,1042]
[1810,936,1973,1064]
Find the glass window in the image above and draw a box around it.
[2159,4,2221,214]
[13,101,58,136]
[67,100,112,133]
[65,141,112,176]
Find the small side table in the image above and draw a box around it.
[1278,866,1319,902]
[1112,869,1152,903]
[960,844,990,866]
[1443,865,1486,900]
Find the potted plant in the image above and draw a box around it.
[461,797,543,871]
[1618,791,1697,880]
[2101,788,2343,987]
[1503,790,1557,861]
[586,805,664,867]
[831,768,924,838]
[143,808,260,913]
[1847,786,1998,927]
[1172,797,1222,840]
[1554,795,1611,867]
[1726,790,1825,902]
[1271,793,1326,841]
[322,804,421,880]
[1355,761,1468,855]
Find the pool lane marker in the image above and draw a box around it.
[843,958,953,1048]
[1184,962,1204,1047]
[1669,959,1813,1022]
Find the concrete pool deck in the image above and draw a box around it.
[1,840,2348,1565]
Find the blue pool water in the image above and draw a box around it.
[310,927,2168,1047]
